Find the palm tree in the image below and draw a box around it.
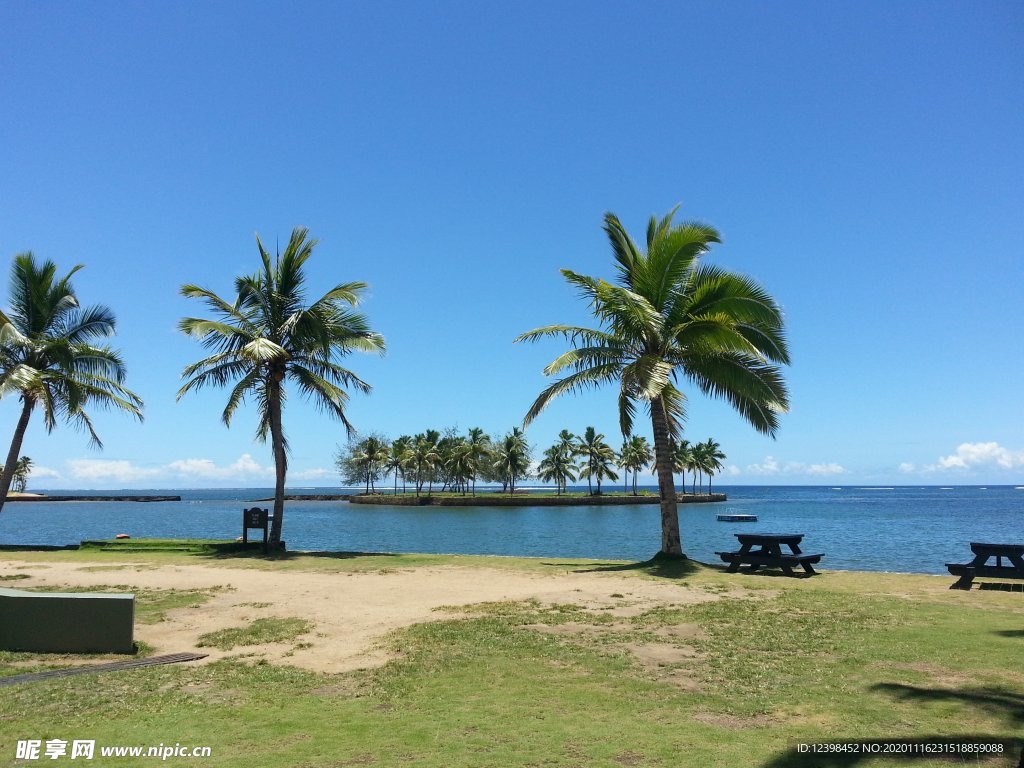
[386,436,413,495]
[672,439,692,496]
[357,435,390,493]
[493,427,531,495]
[1,456,34,494]
[517,208,789,556]
[578,426,617,495]
[464,428,491,497]
[411,431,441,496]
[12,456,32,493]
[178,228,384,547]
[698,438,725,493]
[0,254,143,513]
[537,440,579,495]
[620,435,652,495]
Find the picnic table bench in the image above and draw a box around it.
[947,542,1024,590]
[716,532,823,577]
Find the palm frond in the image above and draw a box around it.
[522,363,622,427]
[684,352,789,436]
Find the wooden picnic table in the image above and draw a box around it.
[947,542,1024,590]
[716,532,823,577]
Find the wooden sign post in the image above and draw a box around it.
[242,507,270,552]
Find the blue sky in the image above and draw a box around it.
[1,1,1021,488]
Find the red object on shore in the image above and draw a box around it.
[115,533,131,539]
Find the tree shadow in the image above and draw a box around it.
[548,553,705,579]
[199,548,399,562]
[993,629,1024,638]
[870,683,1024,725]
[760,737,1022,768]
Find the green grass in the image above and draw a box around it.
[197,617,314,651]
[1,548,1022,767]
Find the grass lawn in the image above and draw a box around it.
[1,545,1021,767]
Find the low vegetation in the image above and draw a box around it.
[197,617,313,651]
[0,549,1020,766]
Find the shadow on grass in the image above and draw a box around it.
[871,683,1024,725]
[978,582,1024,593]
[993,629,1024,638]
[545,553,705,579]
[761,737,1022,768]
[198,549,400,562]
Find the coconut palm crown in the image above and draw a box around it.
[177,228,385,546]
[516,207,789,556]
[0,253,143,514]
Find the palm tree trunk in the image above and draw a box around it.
[649,396,683,556]
[267,378,287,549]
[0,397,35,516]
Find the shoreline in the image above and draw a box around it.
[4,494,182,503]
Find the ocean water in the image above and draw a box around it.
[1,485,1021,575]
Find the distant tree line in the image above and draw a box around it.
[336,428,726,497]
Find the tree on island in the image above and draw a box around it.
[178,228,384,548]
[537,433,579,495]
[336,435,390,493]
[0,254,143,512]
[0,455,34,494]
[517,207,789,556]
[493,427,531,495]
[619,435,652,495]
[578,426,618,495]
[694,438,725,493]
[672,439,693,495]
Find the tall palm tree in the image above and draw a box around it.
[672,439,692,496]
[0,254,143,513]
[354,435,390,493]
[386,436,413,495]
[493,427,530,495]
[12,456,32,493]
[578,426,617,495]
[178,228,384,547]
[517,208,789,556]
[464,427,491,497]
[698,438,725,493]
[411,431,441,496]
[620,435,652,495]
[537,439,579,495]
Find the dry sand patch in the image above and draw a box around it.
[1,559,728,674]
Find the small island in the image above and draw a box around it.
[349,492,726,507]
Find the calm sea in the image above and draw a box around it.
[1,486,1022,575]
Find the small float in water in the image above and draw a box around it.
[717,514,758,522]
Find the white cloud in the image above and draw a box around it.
[746,456,781,475]
[29,465,62,480]
[936,442,1024,470]
[68,459,163,483]
[166,453,273,480]
[898,462,916,474]
[724,464,742,476]
[744,456,845,477]
[60,453,327,487]
[806,463,847,476]
[291,468,334,481]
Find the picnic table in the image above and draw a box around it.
[716,532,823,577]
[946,542,1024,590]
